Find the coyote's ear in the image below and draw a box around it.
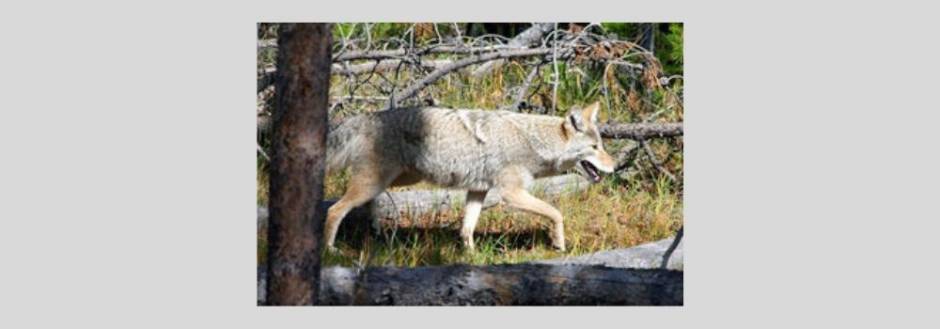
[566,108,585,133]
[582,101,600,123]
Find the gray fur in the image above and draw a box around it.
[326,107,604,191]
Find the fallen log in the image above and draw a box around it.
[258,264,682,305]
[258,174,590,231]
[599,122,683,140]
[536,235,684,270]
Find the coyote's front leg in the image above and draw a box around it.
[460,190,488,250]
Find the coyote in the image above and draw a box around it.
[324,102,615,251]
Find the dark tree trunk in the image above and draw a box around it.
[639,23,655,53]
[265,23,332,306]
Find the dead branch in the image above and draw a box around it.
[332,59,452,75]
[506,62,543,111]
[330,95,389,104]
[641,140,678,183]
[334,45,516,62]
[614,143,641,173]
[385,48,561,109]
[599,122,683,140]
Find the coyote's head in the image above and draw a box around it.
[562,102,616,183]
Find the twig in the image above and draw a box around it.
[452,23,463,46]
[363,23,373,51]
[331,95,389,103]
[641,140,677,183]
[507,61,543,111]
[614,143,640,173]
[257,143,270,162]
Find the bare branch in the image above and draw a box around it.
[332,59,452,75]
[506,62,543,111]
[599,122,683,140]
[333,45,516,62]
[384,48,559,109]
[641,140,678,183]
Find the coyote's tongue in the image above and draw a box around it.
[580,160,601,182]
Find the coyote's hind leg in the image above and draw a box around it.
[324,165,401,251]
[499,187,566,252]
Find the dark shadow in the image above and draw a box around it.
[333,221,555,252]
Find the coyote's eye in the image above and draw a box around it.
[591,144,599,150]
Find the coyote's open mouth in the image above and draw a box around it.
[579,160,602,183]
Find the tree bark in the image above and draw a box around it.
[639,23,655,53]
[265,23,331,306]
[321,264,681,305]
[259,264,682,305]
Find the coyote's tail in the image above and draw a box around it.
[326,116,367,175]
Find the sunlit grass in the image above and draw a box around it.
[258,173,681,267]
